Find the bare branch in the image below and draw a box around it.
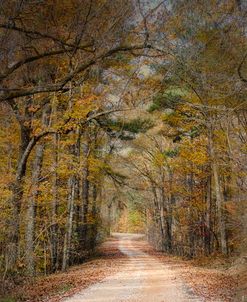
[1,43,151,102]
[238,52,247,83]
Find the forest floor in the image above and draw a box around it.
[1,233,240,302]
[1,236,126,302]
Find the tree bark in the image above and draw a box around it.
[7,99,32,271]
[25,104,51,275]
[90,185,98,251]
[208,124,227,254]
[160,174,172,252]
[62,129,81,270]
[25,144,44,275]
[50,133,59,272]
[188,172,195,258]
[80,141,90,250]
[62,176,76,271]
[205,176,212,255]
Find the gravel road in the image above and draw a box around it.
[63,233,205,302]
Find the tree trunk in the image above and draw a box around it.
[160,177,172,252]
[167,170,174,252]
[208,125,227,254]
[62,176,76,271]
[80,142,90,250]
[62,129,81,270]
[90,185,98,251]
[107,201,112,236]
[25,144,44,275]
[50,133,59,272]
[7,98,49,272]
[150,183,163,250]
[188,172,195,258]
[205,176,212,255]
[25,104,51,275]
[212,158,227,254]
[7,127,31,271]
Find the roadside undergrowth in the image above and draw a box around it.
[1,237,127,302]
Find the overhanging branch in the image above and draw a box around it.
[1,43,151,102]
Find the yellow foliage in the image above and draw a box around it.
[153,152,165,167]
[179,138,208,166]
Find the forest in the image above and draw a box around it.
[0,0,246,301]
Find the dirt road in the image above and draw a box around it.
[63,233,207,302]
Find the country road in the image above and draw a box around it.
[63,233,207,302]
